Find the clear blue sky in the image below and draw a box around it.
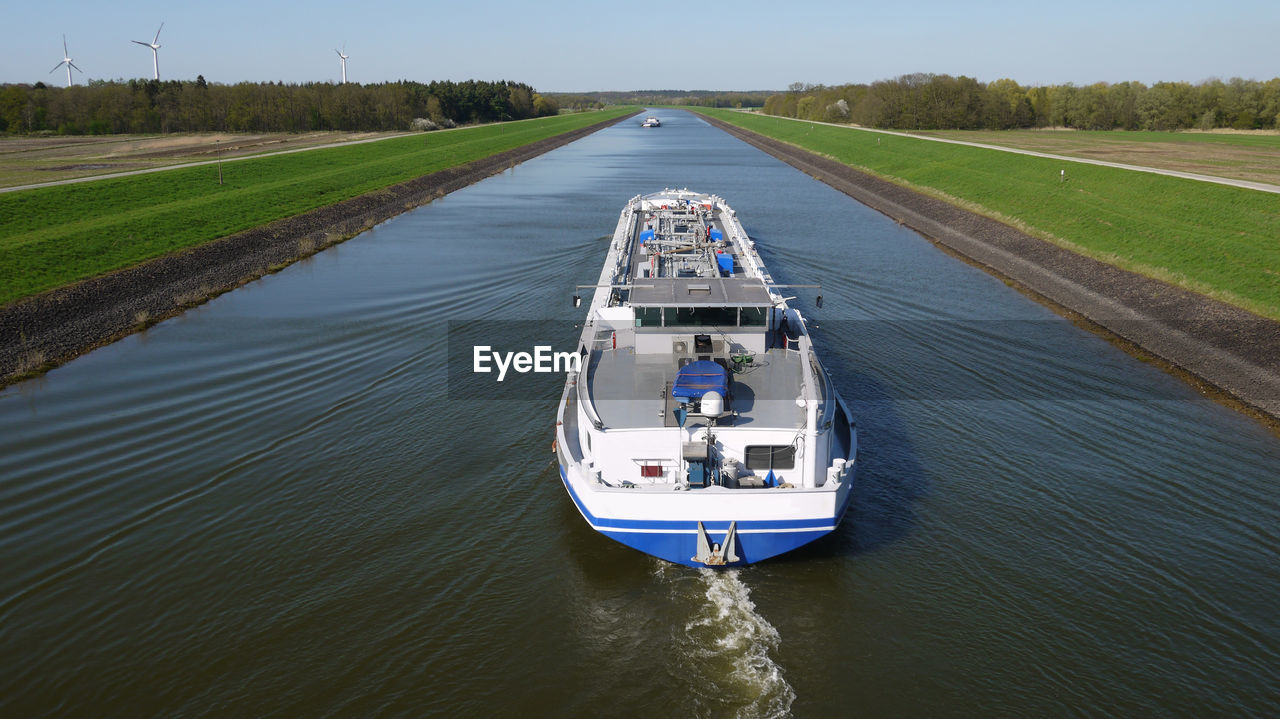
[6,0,1278,91]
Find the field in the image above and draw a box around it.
[0,131,406,189]
[0,109,635,306]
[915,128,1280,186]
[697,108,1280,319]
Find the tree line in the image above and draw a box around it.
[548,90,772,111]
[0,78,560,134]
[763,75,1280,131]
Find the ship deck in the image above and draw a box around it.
[586,347,806,430]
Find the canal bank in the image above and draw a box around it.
[697,112,1280,425]
[0,112,638,386]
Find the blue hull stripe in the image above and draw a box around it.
[558,465,849,537]
[601,527,830,567]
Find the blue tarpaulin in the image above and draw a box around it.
[716,252,733,275]
[639,229,655,244]
[672,361,728,399]
[710,228,723,241]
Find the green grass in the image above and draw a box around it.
[697,108,1280,319]
[0,108,637,306]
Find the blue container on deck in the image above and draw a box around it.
[710,228,723,242]
[640,229,655,244]
[672,360,728,399]
[715,252,734,276]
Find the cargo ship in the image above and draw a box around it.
[554,189,857,566]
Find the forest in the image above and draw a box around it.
[762,75,1280,131]
[548,90,772,111]
[0,78,559,134]
[8,74,1279,136]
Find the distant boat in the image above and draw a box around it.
[554,189,857,567]
[641,116,661,127]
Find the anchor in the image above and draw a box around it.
[692,521,740,566]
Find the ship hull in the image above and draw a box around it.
[557,460,854,567]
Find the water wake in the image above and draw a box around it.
[667,565,795,718]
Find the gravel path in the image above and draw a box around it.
[3,120,588,194]
[702,114,1280,423]
[0,132,413,193]
[0,113,636,386]
[745,113,1280,195]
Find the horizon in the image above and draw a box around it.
[7,0,1278,92]
[9,80,1279,95]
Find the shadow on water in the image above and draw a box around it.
[749,233,932,563]
[551,474,657,584]
[773,359,930,564]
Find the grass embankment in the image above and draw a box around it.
[0,108,636,307]
[696,108,1280,319]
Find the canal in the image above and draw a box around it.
[2,110,1277,718]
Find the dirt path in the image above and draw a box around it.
[747,113,1280,195]
[702,113,1280,424]
[1,121,577,192]
[0,112,638,386]
[0,131,412,193]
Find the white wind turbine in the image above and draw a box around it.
[132,22,164,80]
[50,35,83,88]
[335,44,349,83]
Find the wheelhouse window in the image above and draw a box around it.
[664,306,740,327]
[740,307,768,327]
[636,306,772,328]
[635,307,663,327]
[744,445,796,471]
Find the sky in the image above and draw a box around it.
[6,0,1278,91]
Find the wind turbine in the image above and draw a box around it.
[50,35,82,88]
[335,44,349,83]
[132,22,164,80]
